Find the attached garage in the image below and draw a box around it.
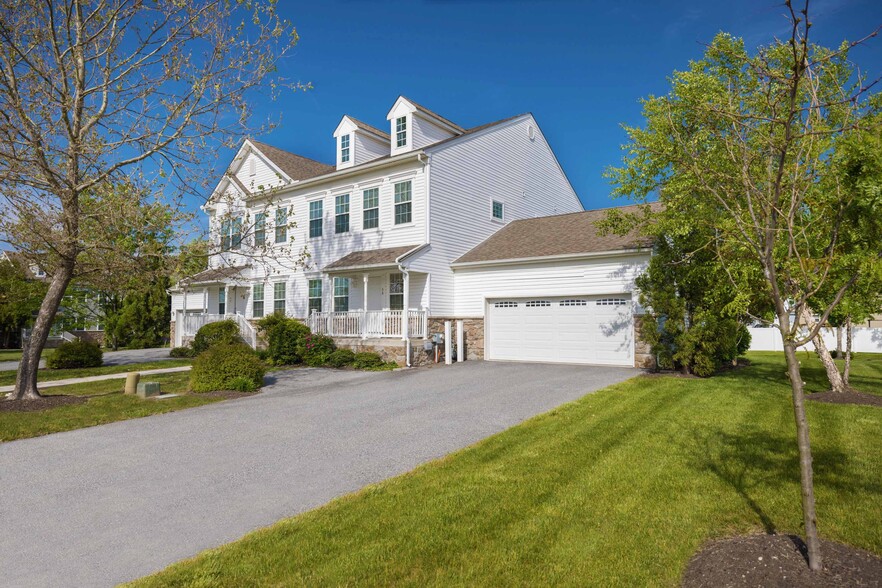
[485,295,633,366]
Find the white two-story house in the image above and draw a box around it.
[170,96,653,367]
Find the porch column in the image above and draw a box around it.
[182,287,188,317]
[401,271,410,341]
[362,273,368,340]
[202,288,207,314]
[224,284,231,316]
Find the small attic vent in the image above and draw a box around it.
[528,125,535,141]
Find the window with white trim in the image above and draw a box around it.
[596,298,627,306]
[335,194,350,234]
[363,188,379,230]
[334,277,349,312]
[494,301,518,308]
[525,300,551,307]
[273,282,286,315]
[309,200,323,238]
[275,208,287,243]
[395,116,407,147]
[340,134,350,163]
[252,284,264,318]
[394,181,412,225]
[218,288,226,315]
[492,200,504,220]
[308,279,322,314]
[254,213,266,247]
[560,299,588,306]
[220,217,242,251]
[389,273,404,311]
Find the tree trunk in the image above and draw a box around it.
[802,308,846,393]
[836,326,842,356]
[782,340,823,571]
[844,318,853,388]
[9,264,75,401]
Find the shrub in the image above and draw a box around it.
[298,332,336,366]
[257,314,310,365]
[190,343,265,393]
[46,339,103,369]
[352,351,386,370]
[191,320,242,354]
[328,348,356,368]
[169,346,197,358]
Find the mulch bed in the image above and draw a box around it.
[808,391,882,408]
[681,533,882,588]
[0,395,87,412]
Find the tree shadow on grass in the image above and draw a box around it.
[687,428,856,533]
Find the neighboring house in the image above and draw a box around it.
[0,251,105,346]
[169,96,653,367]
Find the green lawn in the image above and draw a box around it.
[0,372,237,442]
[0,359,190,386]
[132,351,882,587]
[0,349,22,362]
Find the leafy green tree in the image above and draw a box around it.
[606,3,882,569]
[0,256,46,348]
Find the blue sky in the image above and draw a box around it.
[237,0,882,211]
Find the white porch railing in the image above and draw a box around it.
[309,310,427,339]
[180,313,257,349]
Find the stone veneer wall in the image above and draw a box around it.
[72,330,105,346]
[426,317,485,361]
[331,337,436,367]
[633,314,656,369]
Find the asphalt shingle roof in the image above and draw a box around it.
[324,245,423,271]
[249,140,335,182]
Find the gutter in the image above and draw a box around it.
[450,247,649,270]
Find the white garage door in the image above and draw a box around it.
[486,295,633,366]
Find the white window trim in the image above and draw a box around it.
[308,197,325,240]
[491,199,505,223]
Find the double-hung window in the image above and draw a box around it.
[231,218,242,250]
[308,279,322,314]
[218,288,226,315]
[252,284,264,318]
[363,188,379,230]
[340,134,350,163]
[273,282,286,315]
[275,208,287,243]
[254,213,266,247]
[389,273,404,311]
[309,200,323,238]
[333,277,349,312]
[395,116,407,147]
[394,181,412,225]
[492,200,504,220]
[335,194,350,234]
[220,219,231,251]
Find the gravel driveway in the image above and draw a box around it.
[0,361,636,587]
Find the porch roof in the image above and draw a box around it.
[178,264,251,288]
[323,244,423,273]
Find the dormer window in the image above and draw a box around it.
[340,134,350,163]
[395,116,407,148]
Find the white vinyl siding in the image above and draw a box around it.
[353,132,388,165]
[234,149,288,193]
[410,115,456,150]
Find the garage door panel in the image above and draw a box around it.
[487,295,633,366]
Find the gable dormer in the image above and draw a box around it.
[333,116,388,170]
[386,96,464,156]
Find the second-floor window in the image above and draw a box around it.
[394,181,412,225]
[492,200,504,220]
[274,282,286,314]
[220,218,242,251]
[335,194,350,234]
[308,279,322,314]
[396,116,407,147]
[334,277,349,312]
[254,213,266,247]
[252,284,264,318]
[275,208,287,243]
[309,200,323,238]
[363,188,379,230]
[340,134,350,163]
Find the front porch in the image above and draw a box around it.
[308,309,427,339]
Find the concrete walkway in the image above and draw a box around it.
[0,346,173,372]
[0,361,636,587]
[0,366,192,394]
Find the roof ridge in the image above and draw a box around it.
[400,95,466,133]
[504,202,657,224]
[249,139,333,168]
[346,116,390,140]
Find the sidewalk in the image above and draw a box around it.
[0,366,192,394]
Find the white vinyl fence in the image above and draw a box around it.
[748,327,882,353]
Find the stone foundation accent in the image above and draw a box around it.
[72,330,104,346]
[426,317,484,361]
[633,314,656,369]
[331,337,434,367]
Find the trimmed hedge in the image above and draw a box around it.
[191,320,242,354]
[300,332,337,367]
[46,340,103,369]
[190,343,265,393]
[353,351,388,370]
[327,348,356,368]
[257,314,311,365]
[169,346,197,358]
